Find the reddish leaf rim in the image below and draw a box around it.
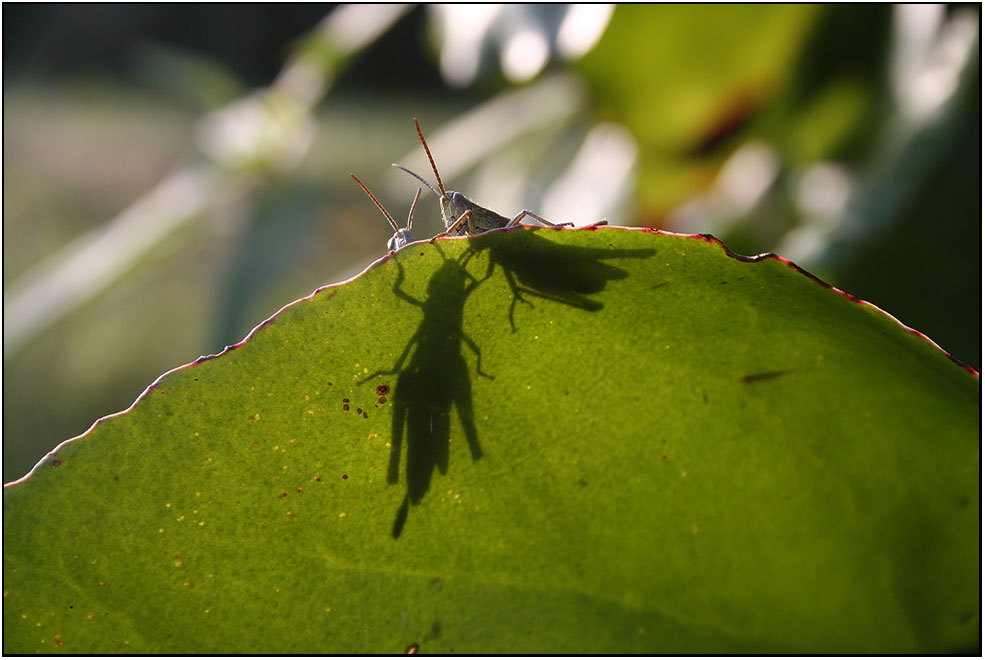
[5,226,976,488]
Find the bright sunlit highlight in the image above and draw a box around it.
[716,141,780,212]
[501,28,550,83]
[795,163,852,219]
[436,5,502,87]
[892,4,978,121]
[557,4,614,59]
[542,123,637,226]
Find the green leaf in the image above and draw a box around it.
[3,227,977,653]
[578,5,820,212]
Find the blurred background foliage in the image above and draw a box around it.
[3,4,980,482]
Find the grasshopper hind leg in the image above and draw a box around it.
[506,210,573,229]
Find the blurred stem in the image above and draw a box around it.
[3,4,411,356]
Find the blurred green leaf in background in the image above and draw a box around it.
[3,4,979,506]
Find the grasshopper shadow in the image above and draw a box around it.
[468,228,657,330]
[363,247,488,538]
[365,230,655,539]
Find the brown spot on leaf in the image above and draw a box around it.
[405,643,419,654]
[376,384,390,396]
[741,369,793,384]
[51,459,62,467]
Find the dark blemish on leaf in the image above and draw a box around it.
[357,408,363,415]
[343,398,350,403]
[577,478,588,488]
[296,488,303,494]
[315,476,322,482]
[279,492,288,499]
[378,396,387,404]
[376,384,390,396]
[327,381,333,386]
[363,412,368,419]
[720,281,727,285]
[51,459,62,467]
[343,404,350,411]
[661,455,667,461]
[405,643,419,654]
[423,621,442,642]
[741,369,793,384]
[342,474,348,480]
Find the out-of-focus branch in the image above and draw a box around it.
[3,4,411,356]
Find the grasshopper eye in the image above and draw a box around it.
[451,192,467,206]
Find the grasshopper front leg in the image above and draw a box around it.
[429,210,474,242]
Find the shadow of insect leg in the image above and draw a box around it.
[453,374,482,461]
[392,497,410,539]
[499,266,533,331]
[404,405,449,504]
[460,331,493,380]
[387,389,407,485]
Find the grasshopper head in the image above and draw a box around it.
[387,227,414,252]
[443,191,474,229]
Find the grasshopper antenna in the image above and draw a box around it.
[413,117,446,197]
[392,164,441,198]
[406,187,421,232]
[351,173,419,252]
[350,173,399,232]
[392,118,448,200]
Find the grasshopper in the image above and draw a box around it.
[393,118,575,241]
[350,173,421,252]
